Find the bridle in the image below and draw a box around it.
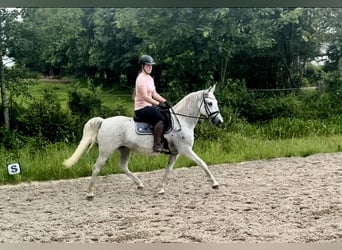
[170,91,221,131]
[202,92,221,122]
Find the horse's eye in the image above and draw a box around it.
[208,102,213,106]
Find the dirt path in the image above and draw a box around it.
[0,153,341,243]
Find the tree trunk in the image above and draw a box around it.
[220,56,228,84]
[0,20,9,129]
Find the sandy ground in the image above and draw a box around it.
[0,152,341,243]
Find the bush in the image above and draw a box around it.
[323,71,342,113]
[0,127,24,150]
[215,79,303,123]
[11,90,76,145]
[215,79,249,115]
[304,64,323,84]
[68,88,102,117]
[243,95,301,123]
[324,71,342,93]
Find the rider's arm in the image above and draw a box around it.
[152,91,166,104]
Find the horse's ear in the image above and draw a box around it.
[209,84,216,93]
[205,85,216,96]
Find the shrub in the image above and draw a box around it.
[304,64,323,84]
[13,90,76,144]
[68,88,102,117]
[323,71,342,113]
[0,127,24,150]
[245,95,301,122]
[215,79,249,115]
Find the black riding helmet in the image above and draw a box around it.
[139,55,156,66]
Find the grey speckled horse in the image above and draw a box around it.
[63,85,223,199]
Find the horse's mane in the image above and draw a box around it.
[173,90,203,114]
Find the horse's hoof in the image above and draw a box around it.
[212,184,219,190]
[137,185,144,190]
[158,189,165,195]
[86,193,94,200]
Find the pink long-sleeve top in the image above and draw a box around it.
[134,72,156,111]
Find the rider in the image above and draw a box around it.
[134,55,170,153]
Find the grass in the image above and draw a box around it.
[17,80,133,112]
[15,81,70,109]
[189,133,342,166]
[1,133,341,185]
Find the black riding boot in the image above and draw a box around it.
[153,121,165,153]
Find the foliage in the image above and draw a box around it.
[2,7,342,184]
[1,8,24,129]
[260,117,342,139]
[89,9,142,83]
[4,66,38,104]
[206,76,342,125]
[324,71,342,100]
[0,126,23,150]
[1,73,341,150]
[215,78,249,115]
[322,9,342,72]
[68,84,102,117]
[0,8,22,57]
[12,9,85,76]
[116,8,277,92]
[6,8,340,92]
[0,76,341,184]
[14,90,75,144]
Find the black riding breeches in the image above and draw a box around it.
[134,106,166,126]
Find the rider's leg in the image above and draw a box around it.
[153,120,164,152]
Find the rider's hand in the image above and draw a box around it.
[158,101,169,109]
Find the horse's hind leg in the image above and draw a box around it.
[158,154,178,194]
[87,154,109,199]
[119,147,144,189]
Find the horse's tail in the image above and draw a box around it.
[63,117,104,168]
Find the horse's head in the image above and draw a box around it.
[200,85,224,126]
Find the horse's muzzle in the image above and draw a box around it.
[212,115,223,126]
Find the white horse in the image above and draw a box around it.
[63,85,223,199]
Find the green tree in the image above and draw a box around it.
[12,8,85,77]
[273,8,322,88]
[322,8,342,72]
[229,8,325,89]
[0,8,22,128]
[89,8,142,84]
[116,8,275,92]
[10,8,331,93]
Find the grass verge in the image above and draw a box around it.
[1,134,341,185]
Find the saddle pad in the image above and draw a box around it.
[135,122,154,135]
[135,120,173,135]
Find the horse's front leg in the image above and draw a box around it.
[158,154,178,194]
[182,148,219,189]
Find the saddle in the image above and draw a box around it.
[134,109,173,154]
[133,109,173,135]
